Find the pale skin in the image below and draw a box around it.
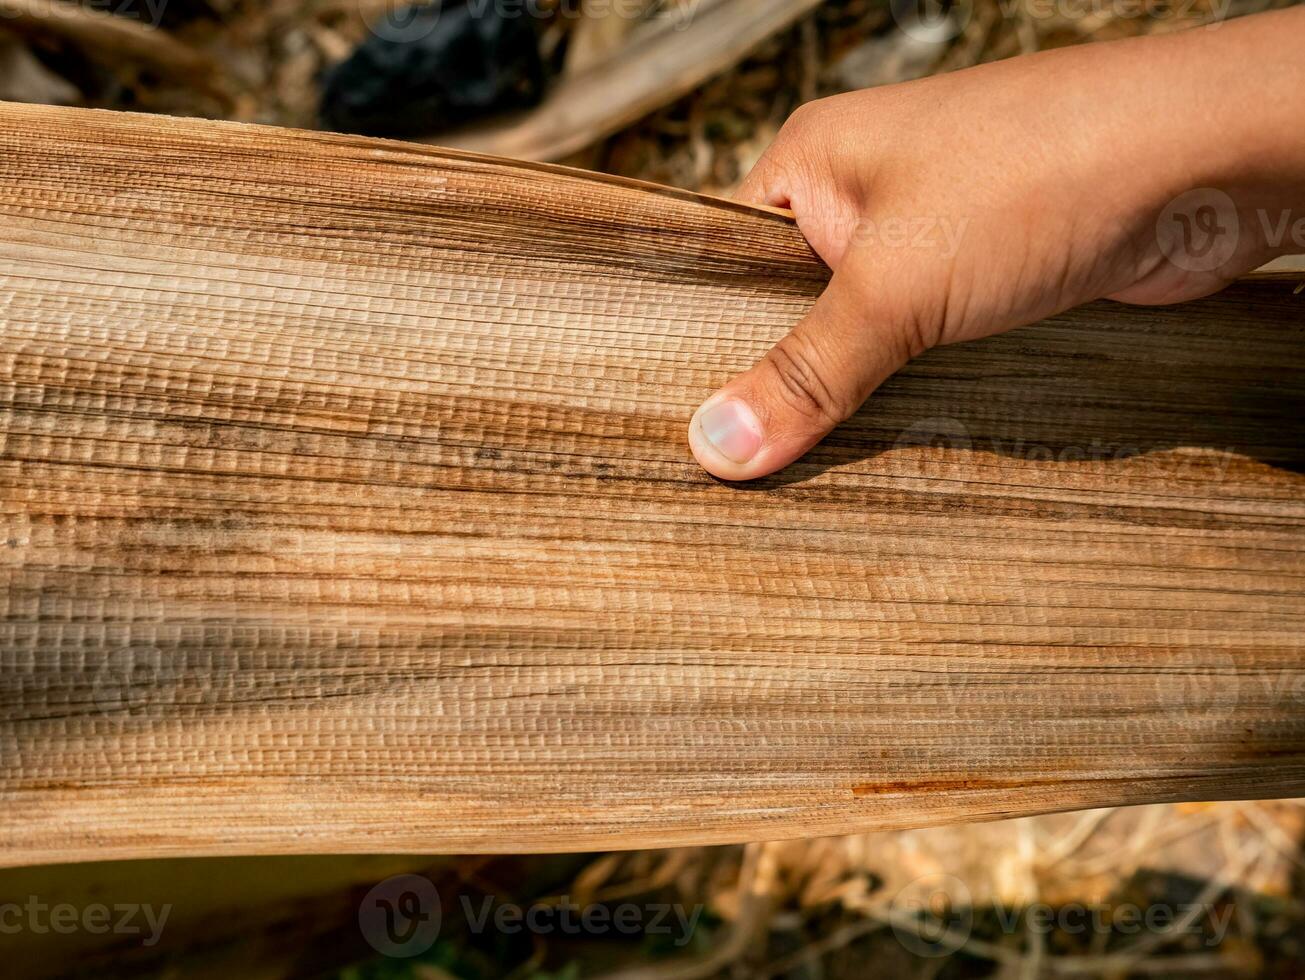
[687,6,1305,480]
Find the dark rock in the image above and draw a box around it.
[320,0,549,138]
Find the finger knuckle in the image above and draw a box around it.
[764,334,849,429]
[773,98,851,193]
[782,100,828,140]
[785,100,818,131]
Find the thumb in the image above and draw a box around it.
[688,271,909,481]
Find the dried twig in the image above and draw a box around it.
[594,842,775,980]
[433,0,826,160]
[0,0,217,82]
[1037,808,1118,870]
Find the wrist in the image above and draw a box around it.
[1062,8,1305,300]
[1141,9,1305,261]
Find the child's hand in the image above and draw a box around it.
[688,7,1305,480]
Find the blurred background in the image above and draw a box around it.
[0,0,1298,190]
[3,801,1304,977]
[1,0,1302,976]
